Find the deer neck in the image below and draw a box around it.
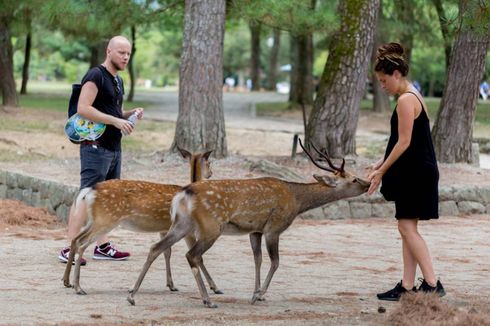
[190,157,201,182]
[288,182,345,214]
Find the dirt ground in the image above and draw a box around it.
[1,107,490,325]
[1,206,489,325]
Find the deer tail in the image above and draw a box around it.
[170,188,195,223]
[73,187,95,217]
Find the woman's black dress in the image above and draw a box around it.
[380,92,439,220]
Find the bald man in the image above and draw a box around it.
[59,36,144,265]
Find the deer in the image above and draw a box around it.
[62,147,224,296]
[126,139,371,308]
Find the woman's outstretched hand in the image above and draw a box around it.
[367,169,383,195]
[366,159,384,195]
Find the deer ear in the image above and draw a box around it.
[177,147,191,160]
[203,150,213,160]
[313,174,337,187]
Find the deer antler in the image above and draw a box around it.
[298,138,345,174]
[298,138,336,173]
[309,142,345,173]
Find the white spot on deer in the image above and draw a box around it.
[203,200,211,210]
[206,191,214,195]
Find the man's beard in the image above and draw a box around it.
[112,60,127,71]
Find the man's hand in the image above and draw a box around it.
[130,107,144,120]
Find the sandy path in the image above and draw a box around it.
[1,215,489,325]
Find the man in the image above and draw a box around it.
[59,36,144,265]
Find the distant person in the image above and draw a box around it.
[59,35,144,265]
[413,80,422,94]
[480,81,489,100]
[246,78,252,91]
[367,42,445,301]
[224,76,235,92]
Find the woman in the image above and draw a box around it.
[367,42,445,301]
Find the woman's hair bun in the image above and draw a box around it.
[374,42,408,76]
[377,42,404,58]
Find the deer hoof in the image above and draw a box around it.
[128,289,133,294]
[76,288,87,295]
[251,292,265,304]
[212,289,224,295]
[204,300,218,308]
[63,281,72,288]
[168,286,179,292]
[127,296,136,306]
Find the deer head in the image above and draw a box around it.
[177,147,213,182]
[299,138,370,190]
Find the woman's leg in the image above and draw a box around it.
[401,237,417,289]
[398,219,437,286]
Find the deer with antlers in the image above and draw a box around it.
[63,148,224,296]
[126,140,370,307]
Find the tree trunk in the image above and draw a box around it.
[372,75,390,112]
[266,28,280,91]
[0,16,18,107]
[127,26,136,102]
[172,0,227,157]
[432,29,490,163]
[249,21,261,91]
[306,0,379,157]
[432,0,452,69]
[288,0,315,108]
[371,3,390,113]
[288,34,299,103]
[288,33,314,107]
[20,31,31,95]
[89,41,107,68]
[394,0,414,65]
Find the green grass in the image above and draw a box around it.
[25,80,178,93]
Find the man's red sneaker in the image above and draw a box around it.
[93,242,130,261]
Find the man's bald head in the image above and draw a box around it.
[105,35,131,72]
[107,36,131,50]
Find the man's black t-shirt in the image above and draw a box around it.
[81,65,125,151]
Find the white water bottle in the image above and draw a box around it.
[121,112,138,135]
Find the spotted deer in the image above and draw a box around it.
[62,148,223,296]
[127,140,371,307]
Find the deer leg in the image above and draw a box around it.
[73,241,92,295]
[62,220,94,288]
[185,235,222,294]
[72,226,108,295]
[185,237,219,308]
[251,233,279,304]
[62,239,77,288]
[249,232,263,296]
[160,232,178,292]
[163,247,178,291]
[127,216,194,306]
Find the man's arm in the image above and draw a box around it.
[78,81,130,132]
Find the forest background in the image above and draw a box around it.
[1,0,490,162]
